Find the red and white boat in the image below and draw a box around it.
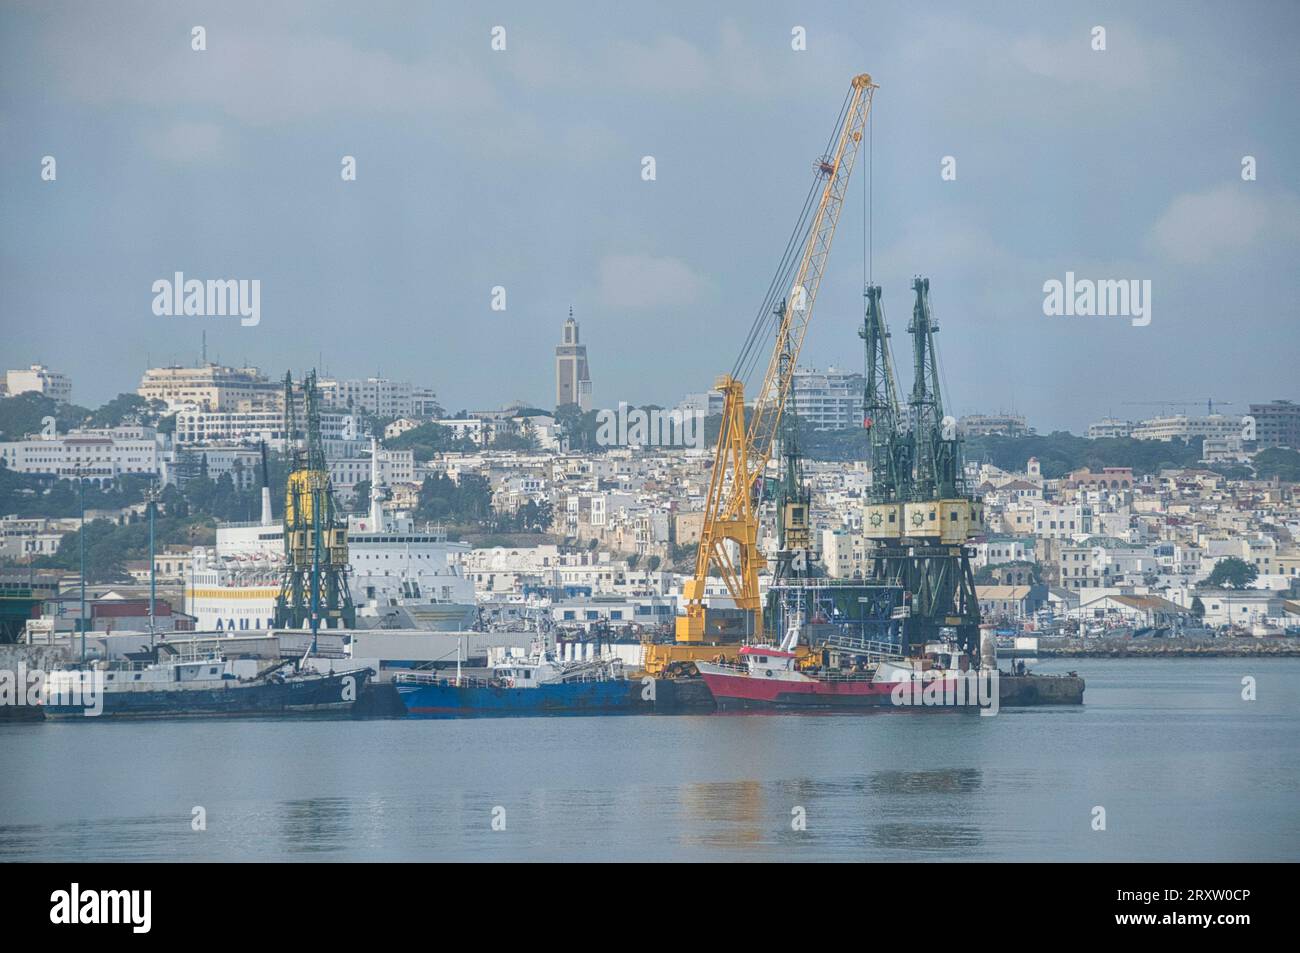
[695,620,971,711]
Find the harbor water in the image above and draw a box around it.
[2,658,1297,861]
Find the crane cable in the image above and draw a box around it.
[730,86,855,387]
[730,174,820,382]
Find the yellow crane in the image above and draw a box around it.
[646,73,877,673]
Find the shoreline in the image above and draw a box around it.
[1036,638,1300,658]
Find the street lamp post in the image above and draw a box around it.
[78,467,86,665]
[147,483,157,647]
[310,486,321,659]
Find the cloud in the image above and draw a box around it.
[610,34,713,94]
[1009,26,1178,92]
[1147,184,1300,265]
[894,15,1180,128]
[596,253,708,310]
[49,25,497,125]
[144,120,226,163]
[511,19,848,98]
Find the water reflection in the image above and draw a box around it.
[868,768,983,796]
[677,780,766,848]
[3,660,1295,861]
[669,769,987,855]
[278,797,355,854]
[0,813,186,861]
[868,822,983,852]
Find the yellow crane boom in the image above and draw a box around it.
[677,73,877,644]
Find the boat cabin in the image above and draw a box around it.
[737,645,797,674]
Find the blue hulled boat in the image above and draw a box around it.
[394,641,634,717]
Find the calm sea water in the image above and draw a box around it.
[2,658,1297,862]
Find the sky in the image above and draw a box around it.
[2,0,1298,432]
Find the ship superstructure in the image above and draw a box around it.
[185,377,474,633]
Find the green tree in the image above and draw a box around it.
[386,422,478,457]
[1252,448,1300,482]
[415,472,493,525]
[86,393,168,428]
[554,402,603,451]
[975,560,1041,586]
[490,431,535,451]
[1203,557,1258,590]
[0,392,91,440]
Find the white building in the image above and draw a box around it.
[187,507,475,632]
[0,516,72,560]
[1087,417,1133,439]
[411,386,442,418]
[320,377,417,419]
[137,364,275,412]
[384,418,423,440]
[973,536,1035,568]
[167,446,263,489]
[1131,414,1240,442]
[676,390,726,419]
[173,408,351,452]
[1033,501,1092,539]
[4,364,72,405]
[0,426,161,486]
[1059,538,1160,590]
[1165,587,1284,628]
[821,528,867,579]
[435,418,487,446]
[791,366,864,431]
[330,449,415,502]
[959,413,1030,436]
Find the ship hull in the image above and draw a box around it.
[397,679,635,717]
[699,669,901,710]
[43,670,371,719]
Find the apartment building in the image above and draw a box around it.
[0,425,161,485]
[958,413,1030,436]
[138,364,277,412]
[1033,501,1092,539]
[1087,417,1133,439]
[1248,400,1300,450]
[4,364,72,405]
[791,366,865,431]
[320,377,418,418]
[1130,414,1240,442]
[173,408,349,449]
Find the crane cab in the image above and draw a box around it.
[902,499,983,543]
[864,503,904,540]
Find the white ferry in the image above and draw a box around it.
[186,455,475,633]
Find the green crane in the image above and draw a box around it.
[863,278,983,662]
[274,371,355,633]
[907,276,962,500]
[861,283,909,504]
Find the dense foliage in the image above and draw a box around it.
[385,422,478,457]
[1202,557,1259,590]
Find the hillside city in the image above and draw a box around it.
[3,314,1300,643]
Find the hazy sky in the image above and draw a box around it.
[2,0,1297,431]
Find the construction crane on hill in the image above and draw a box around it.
[1123,398,1234,416]
[670,72,877,653]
